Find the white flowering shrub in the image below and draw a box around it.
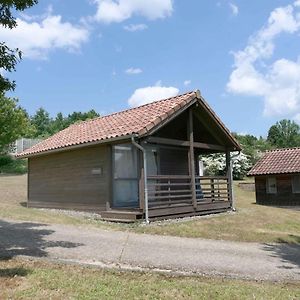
[200,152,251,180]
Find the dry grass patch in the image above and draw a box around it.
[0,258,299,300]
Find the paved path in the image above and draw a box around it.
[0,218,299,281]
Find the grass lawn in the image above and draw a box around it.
[0,175,299,244]
[1,258,299,300]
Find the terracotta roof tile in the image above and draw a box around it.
[248,147,300,176]
[17,91,197,157]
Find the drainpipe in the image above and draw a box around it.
[230,151,240,211]
[131,136,149,224]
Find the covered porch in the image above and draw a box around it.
[102,100,237,222]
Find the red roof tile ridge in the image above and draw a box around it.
[265,147,300,153]
[71,90,196,128]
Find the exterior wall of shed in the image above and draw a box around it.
[28,144,111,211]
[255,175,300,206]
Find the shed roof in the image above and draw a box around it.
[248,147,300,176]
[17,90,240,158]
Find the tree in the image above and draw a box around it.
[267,119,300,148]
[0,0,38,93]
[30,108,51,137]
[48,112,67,134]
[233,133,272,165]
[0,94,31,153]
[65,109,100,127]
[28,108,101,138]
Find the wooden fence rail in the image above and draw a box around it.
[147,175,230,209]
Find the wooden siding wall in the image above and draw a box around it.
[255,175,300,206]
[28,144,111,211]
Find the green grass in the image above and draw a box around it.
[133,181,300,243]
[0,175,300,244]
[1,258,299,300]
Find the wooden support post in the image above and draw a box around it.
[226,150,233,208]
[210,178,215,202]
[188,108,197,209]
[139,165,145,211]
[138,149,145,212]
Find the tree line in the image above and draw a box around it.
[202,119,300,179]
[0,94,100,154]
[233,119,300,165]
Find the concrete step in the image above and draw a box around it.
[101,217,138,223]
[100,210,143,222]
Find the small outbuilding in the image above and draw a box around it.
[248,148,300,206]
[17,90,241,221]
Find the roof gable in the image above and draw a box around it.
[248,147,300,176]
[17,90,240,158]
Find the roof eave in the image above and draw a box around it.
[16,134,135,159]
[248,171,300,177]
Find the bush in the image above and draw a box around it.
[0,155,14,167]
[201,152,251,180]
[0,155,27,174]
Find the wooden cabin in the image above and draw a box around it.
[17,90,241,222]
[248,148,300,206]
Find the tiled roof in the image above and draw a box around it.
[17,91,197,157]
[248,147,300,176]
[17,90,240,158]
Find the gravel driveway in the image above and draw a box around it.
[0,218,299,281]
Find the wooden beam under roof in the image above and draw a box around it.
[145,136,226,151]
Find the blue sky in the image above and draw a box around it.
[2,0,300,137]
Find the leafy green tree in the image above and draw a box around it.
[233,133,272,165]
[48,112,67,134]
[0,0,38,93]
[29,108,100,138]
[30,108,51,137]
[267,119,300,148]
[65,109,100,127]
[0,94,31,153]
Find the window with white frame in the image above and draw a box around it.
[266,177,277,194]
[292,175,300,193]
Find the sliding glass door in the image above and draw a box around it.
[113,144,139,208]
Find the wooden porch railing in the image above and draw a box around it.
[147,175,230,208]
[195,176,230,202]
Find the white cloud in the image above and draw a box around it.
[0,10,89,60]
[123,23,148,31]
[125,67,143,74]
[19,5,54,22]
[128,81,179,107]
[227,1,300,119]
[229,3,239,16]
[92,0,173,23]
[184,80,191,86]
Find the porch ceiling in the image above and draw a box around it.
[147,103,240,152]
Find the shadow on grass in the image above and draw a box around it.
[0,219,83,260]
[0,267,31,278]
[263,235,300,270]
